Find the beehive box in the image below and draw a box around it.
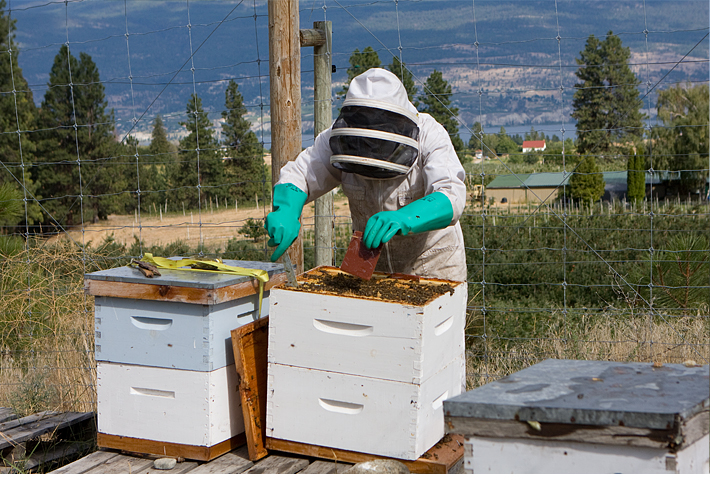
[97,362,243,452]
[266,266,467,461]
[87,260,284,371]
[444,359,710,474]
[85,259,286,460]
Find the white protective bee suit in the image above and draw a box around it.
[276,68,467,282]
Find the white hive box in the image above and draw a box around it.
[85,259,287,460]
[444,359,710,474]
[267,266,467,461]
[97,362,244,448]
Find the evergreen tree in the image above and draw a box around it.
[0,1,42,226]
[174,94,225,209]
[494,126,519,155]
[338,47,381,97]
[626,147,645,204]
[524,126,545,142]
[34,46,125,225]
[572,32,644,156]
[387,56,416,100]
[221,81,265,203]
[652,84,709,192]
[417,70,464,155]
[569,155,605,204]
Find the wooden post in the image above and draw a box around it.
[311,21,334,267]
[268,0,303,273]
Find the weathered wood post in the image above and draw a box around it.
[301,21,334,267]
[268,0,303,273]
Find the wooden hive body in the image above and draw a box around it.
[97,362,244,447]
[267,267,467,461]
[95,294,269,371]
[444,359,710,474]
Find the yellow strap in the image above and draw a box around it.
[138,253,269,317]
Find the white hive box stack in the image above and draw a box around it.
[85,260,285,461]
[444,359,710,474]
[266,266,467,461]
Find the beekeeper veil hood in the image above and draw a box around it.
[330,68,420,179]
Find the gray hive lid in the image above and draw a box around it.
[85,259,284,290]
[444,359,709,430]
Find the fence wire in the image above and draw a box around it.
[0,0,708,415]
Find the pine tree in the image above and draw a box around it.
[569,155,605,205]
[572,31,644,156]
[34,46,125,225]
[626,147,645,204]
[338,47,381,97]
[417,70,464,154]
[174,94,225,209]
[652,84,709,192]
[0,1,42,227]
[387,56,416,100]
[221,81,265,203]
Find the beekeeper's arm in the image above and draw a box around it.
[363,116,466,249]
[265,129,341,261]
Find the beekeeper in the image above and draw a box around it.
[265,68,467,282]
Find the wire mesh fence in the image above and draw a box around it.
[0,0,708,415]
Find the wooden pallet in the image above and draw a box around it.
[266,434,464,474]
[0,409,95,473]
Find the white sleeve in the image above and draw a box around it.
[275,127,342,204]
[419,115,467,223]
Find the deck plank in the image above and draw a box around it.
[23,441,93,471]
[84,453,154,474]
[138,461,200,474]
[0,412,92,451]
[299,460,353,474]
[186,449,253,474]
[49,450,115,474]
[0,408,17,424]
[242,455,309,474]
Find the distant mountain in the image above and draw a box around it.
[9,0,708,145]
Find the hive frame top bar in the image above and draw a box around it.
[85,260,284,290]
[444,359,710,430]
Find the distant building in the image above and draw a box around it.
[484,171,671,204]
[522,140,546,153]
[475,149,483,159]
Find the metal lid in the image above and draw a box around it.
[444,359,709,430]
[85,260,284,290]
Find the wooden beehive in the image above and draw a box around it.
[266,266,467,461]
[85,260,286,460]
[444,359,710,474]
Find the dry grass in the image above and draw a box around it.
[466,306,709,388]
[0,239,96,415]
[52,197,353,251]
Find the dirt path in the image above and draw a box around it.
[55,197,352,250]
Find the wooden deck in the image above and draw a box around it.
[49,446,355,474]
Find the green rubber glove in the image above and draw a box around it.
[363,191,454,249]
[265,183,308,262]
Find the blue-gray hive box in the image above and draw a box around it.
[86,260,286,371]
[444,359,709,473]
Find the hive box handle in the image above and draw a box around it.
[313,319,373,337]
[318,398,364,414]
[130,316,173,331]
[434,316,453,336]
[432,390,448,410]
